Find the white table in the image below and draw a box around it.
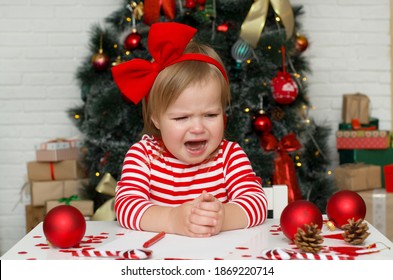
[1,219,392,260]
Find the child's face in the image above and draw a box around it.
[152,78,224,164]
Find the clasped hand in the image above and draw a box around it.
[169,190,224,237]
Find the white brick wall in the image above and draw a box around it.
[0,0,390,256]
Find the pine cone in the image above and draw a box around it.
[342,218,370,245]
[294,223,324,253]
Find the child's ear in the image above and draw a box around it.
[151,116,160,129]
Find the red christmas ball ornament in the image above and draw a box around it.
[326,190,366,229]
[280,200,323,241]
[185,0,196,9]
[91,50,110,71]
[253,113,272,134]
[271,71,298,105]
[217,23,229,32]
[43,205,86,248]
[295,34,309,53]
[124,31,142,51]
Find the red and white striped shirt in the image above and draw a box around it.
[115,135,267,230]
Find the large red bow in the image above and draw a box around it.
[260,132,303,203]
[111,23,228,104]
[143,0,176,26]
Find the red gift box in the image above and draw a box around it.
[383,164,393,192]
[336,130,390,149]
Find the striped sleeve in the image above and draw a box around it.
[222,141,268,227]
[114,140,155,230]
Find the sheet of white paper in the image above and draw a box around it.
[95,228,263,259]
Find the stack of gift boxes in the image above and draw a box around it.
[334,93,393,241]
[25,139,94,233]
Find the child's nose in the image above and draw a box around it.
[190,118,204,133]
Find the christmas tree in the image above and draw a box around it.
[68,0,336,215]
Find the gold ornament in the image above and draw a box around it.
[91,173,117,221]
[240,0,294,48]
[325,220,336,231]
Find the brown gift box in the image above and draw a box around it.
[36,147,80,162]
[342,93,370,124]
[46,199,94,216]
[334,163,381,191]
[25,204,45,233]
[27,160,86,181]
[30,179,88,206]
[357,189,393,241]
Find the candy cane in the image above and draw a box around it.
[292,251,353,260]
[258,248,353,260]
[71,249,152,259]
[259,248,292,260]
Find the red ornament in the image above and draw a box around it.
[253,113,272,134]
[124,32,142,51]
[43,205,86,248]
[326,190,367,229]
[280,200,323,241]
[217,23,229,32]
[185,0,196,9]
[91,50,110,71]
[295,34,309,53]
[271,71,298,105]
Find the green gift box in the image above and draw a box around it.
[338,117,379,130]
[338,148,393,187]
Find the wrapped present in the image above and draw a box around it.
[30,179,88,206]
[357,189,393,241]
[336,130,390,149]
[37,138,82,150]
[342,93,370,124]
[46,197,94,216]
[36,147,80,162]
[383,164,393,193]
[334,163,381,191]
[338,117,379,131]
[338,148,393,188]
[25,204,45,233]
[27,160,86,181]
[35,138,82,162]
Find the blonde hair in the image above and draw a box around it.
[141,41,230,138]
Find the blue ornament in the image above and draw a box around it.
[231,39,253,64]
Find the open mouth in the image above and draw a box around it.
[185,140,207,152]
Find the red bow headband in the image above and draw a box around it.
[111,22,229,104]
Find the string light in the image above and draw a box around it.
[327,170,332,175]
[95,172,100,177]
[74,114,80,119]
[244,107,250,113]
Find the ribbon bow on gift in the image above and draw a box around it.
[260,132,302,203]
[91,173,117,221]
[58,195,79,205]
[111,22,228,104]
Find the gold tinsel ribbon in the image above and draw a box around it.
[91,173,117,221]
[240,0,294,48]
